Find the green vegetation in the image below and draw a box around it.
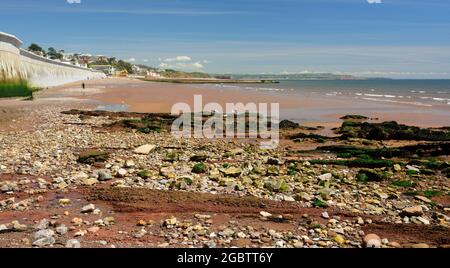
[77,150,109,164]
[121,118,162,133]
[310,157,394,168]
[287,165,299,175]
[159,69,210,79]
[392,180,416,187]
[404,190,443,198]
[313,198,328,208]
[0,80,33,98]
[192,163,207,174]
[406,170,419,176]
[137,170,151,179]
[356,169,389,182]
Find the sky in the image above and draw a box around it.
[1,0,450,78]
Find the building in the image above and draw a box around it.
[90,65,116,76]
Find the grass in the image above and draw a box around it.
[392,180,416,187]
[312,198,328,208]
[192,163,207,174]
[0,81,34,98]
[404,190,443,198]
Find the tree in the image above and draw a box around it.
[28,43,45,55]
[47,47,63,60]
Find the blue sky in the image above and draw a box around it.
[1,0,450,78]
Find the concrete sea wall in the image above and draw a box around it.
[0,32,105,87]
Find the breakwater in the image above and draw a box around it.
[0,32,105,87]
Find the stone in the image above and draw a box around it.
[318,173,332,181]
[56,225,68,235]
[264,179,289,193]
[321,212,330,219]
[88,226,100,233]
[11,221,27,232]
[125,160,135,167]
[81,204,96,213]
[33,237,55,247]
[117,168,128,177]
[0,224,8,233]
[296,192,312,202]
[133,144,156,155]
[163,217,177,227]
[260,211,272,218]
[415,195,432,204]
[334,235,346,245]
[393,164,402,172]
[416,216,430,225]
[82,178,98,186]
[388,241,401,248]
[72,217,83,226]
[34,229,55,239]
[96,170,112,181]
[35,219,50,230]
[66,239,81,248]
[406,165,420,173]
[219,167,242,178]
[402,206,424,217]
[58,198,71,206]
[411,243,429,248]
[364,234,381,248]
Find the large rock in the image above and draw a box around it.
[402,206,424,217]
[133,144,156,155]
[364,234,381,248]
[219,167,242,178]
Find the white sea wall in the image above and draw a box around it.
[0,32,105,87]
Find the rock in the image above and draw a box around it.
[264,179,289,193]
[77,150,109,164]
[66,239,81,248]
[411,243,429,248]
[34,229,55,239]
[35,219,50,230]
[321,212,330,219]
[364,234,381,248]
[293,241,304,248]
[260,211,272,218]
[133,144,156,155]
[402,206,424,217]
[415,195,432,204]
[318,173,332,181]
[82,178,98,186]
[190,155,208,162]
[334,235,346,245]
[295,192,312,202]
[406,165,420,173]
[33,237,55,247]
[279,120,299,129]
[56,225,68,235]
[81,204,96,213]
[219,167,242,178]
[393,164,402,172]
[416,216,430,225]
[125,160,135,167]
[117,168,128,177]
[163,217,177,227]
[388,241,401,248]
[0,224,8,233]
[88,226,100,233]
[72,217,83,226]
[96,170,112,181]
[58,198,71,206]
[137,220,147,226]
[11,221,27,232]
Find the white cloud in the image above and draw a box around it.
[159,61,204,70]
[67,0,81,4]
[163,56,192,62]
[367,0,382,4]
[127,58,136,62]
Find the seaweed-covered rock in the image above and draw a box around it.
[337,121,450,141]
[279,120,299,129]
[77,150,109,164]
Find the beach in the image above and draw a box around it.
[0,78,449,248]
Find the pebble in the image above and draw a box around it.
[133,144,156,155]
[363,234,381,248]
[402,206,424,217]
[81,204,96,213]
[33,237,55,247]
[66,239,81,248]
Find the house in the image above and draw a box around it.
[90,65,116,76]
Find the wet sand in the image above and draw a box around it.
[22,77,450,128]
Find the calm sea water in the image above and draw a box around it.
[212,79,450,107]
